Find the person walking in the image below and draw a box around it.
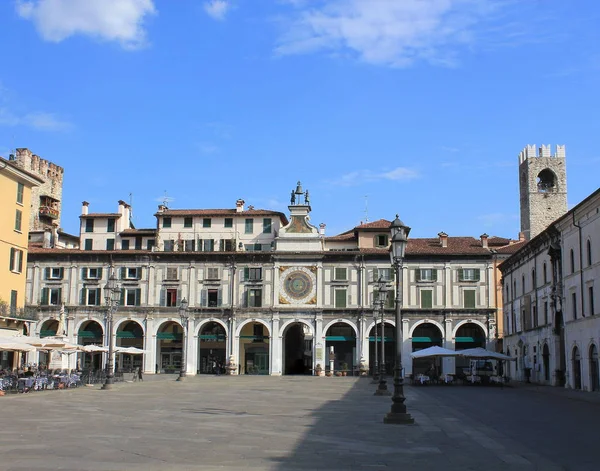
[138,367,143,381]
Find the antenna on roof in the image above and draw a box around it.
[129,192,134,223]
[364,195,369,223]
[162,190,174,208]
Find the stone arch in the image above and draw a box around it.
[409,319,445,339]
[194,318,229,338]
[366,319,396,333]
[114,318,145,335]
[451,319,488,339]
[280,319,313,338]
[322,318,358,337]
[236,318,271,337]
[36,318,60,337]
[153,318,183,337]
[73,318,106,338]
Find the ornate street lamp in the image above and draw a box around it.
[384,215,415,424]
[371,308,379,383]
[177,298,189,381]
[102,271,120,390]
[374,278,391,396]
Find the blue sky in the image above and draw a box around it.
[1,0,599,239]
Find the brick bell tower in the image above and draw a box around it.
[518,144,568,240]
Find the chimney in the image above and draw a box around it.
[236,199,245,213]
[157,204,166,212]
[43,229,51,249]
[319,223,326,235]
[518,232,526,242]
[51,225,59,248]
[480,233,489,249]
[81,201,89,215]
[438,232,448,248]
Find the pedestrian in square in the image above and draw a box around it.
[138,367,143,381]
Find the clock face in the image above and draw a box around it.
[280,267,316,305]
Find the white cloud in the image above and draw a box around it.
[16,0,156,49]
[330,167,419,186]
[0,107,72,131]
[275,0,503,67]
[204,0,231,21]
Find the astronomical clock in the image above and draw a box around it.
[279,266,317,305]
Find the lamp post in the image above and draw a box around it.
[384,215,415,424]
[374,278,391,396]
[371,310,379,383]
[177,298,189,381]
[102,272,120,390]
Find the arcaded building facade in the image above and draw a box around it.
[26,183,515,376]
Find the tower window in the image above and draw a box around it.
[536,169,557,193]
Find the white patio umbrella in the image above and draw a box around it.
[79,344,109,353]
[0,338,37,353]
[115,346,147,354]
[458,347,516,361]
[410,346,459,359]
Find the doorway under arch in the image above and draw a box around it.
[157,321,183,374]
[368,322,395,375]
[239,322,270,375]
[116,321,144,372]
[283,323,312,375]
[77,320,104,370]
[198,322,227,374]
[589,344,599,391]
[411,323,443,376]
[542,343,550,382]
[572,346,582,390]
[454,323,486,373]
[325,322,356,374]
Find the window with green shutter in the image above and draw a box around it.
[224,218,233,228]
[245,218,253,234]
[203,218,211,228]
[416,268,437,282]
[163,217,171,228]
[334,267,347,281]
[263,218,272,233]
[107,218,115,232]
[84,239,93,251]
[184,217,193,228]
[15,209,22,231]
[16,182,24,204]
[458,268,480,282]
[85,218,94,232]
[335,288,347,308]
[464,290,476,308]
[421,290,433,309]
[106,238,115,250]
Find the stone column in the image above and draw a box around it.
[147,265,156,306]
[271,314,281,375]
[188,320,197,376]
[144,315,156,374]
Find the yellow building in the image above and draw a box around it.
[0,156,43,317]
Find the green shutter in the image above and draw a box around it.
[335,289,347,308]
[474,269,481,281]
[98,267,103,279]
[18,250,23,272]
[135,288,141,306]
[464,290,476,308]
[458,268,464,281]
[41,288,49,305]
[45,267,50,279]
[120,267,126,279]
[80,288,86,305]
[415,269,421,282]
[421,290,433,309]
[432,269,438,281]
[120,288,125,306]
[57,288,62,304]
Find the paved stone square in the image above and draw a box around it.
[2,376,600,470]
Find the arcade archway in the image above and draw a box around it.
[572,346,581,390]
[454,322,486,373]
[198,322,227,374]
[77,320,104,370]
[116,321,144,372]
[325,322,356,374]
[411,323,443,376]
[283,323,312,375]
[239,322,270,375]
[368,322,395,375]
[157,321,183,373]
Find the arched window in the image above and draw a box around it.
[587,240,592,267]
[543,262,547,284]
[570,249,575,273]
